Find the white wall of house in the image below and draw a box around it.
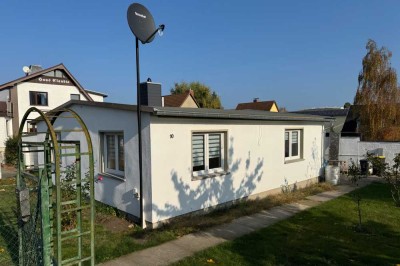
[0,117,8,162]
[40,105,151,219]
[148,117,324,224]
[0,117,12,152]
[339,136,400,166]
[16,82,93,127]
[86,93,105,102]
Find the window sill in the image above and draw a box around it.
[284,158,305,164]
[192,171,230,181]
[99,172,125,182]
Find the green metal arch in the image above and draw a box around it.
[17,107,95,266]
[17,107,60,187]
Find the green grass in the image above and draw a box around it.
[0,178,18,265]
[174,182,400,266]
[0,177,335,265]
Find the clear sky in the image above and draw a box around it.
[1,0,400,110]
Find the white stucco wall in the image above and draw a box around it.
[149,117,324,224]
[86,93,105,102]
[0,117,7,160]
[16,82,92,127]
[339,136,400,166]
[39,105,151,220]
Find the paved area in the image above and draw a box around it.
[100,177,377,266]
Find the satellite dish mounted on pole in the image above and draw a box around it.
[127,3,165,228]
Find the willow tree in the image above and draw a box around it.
[354,39,400,140]
[171,81,222,109]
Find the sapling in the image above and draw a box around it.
[347,162,363,231]
[382,154,400,207]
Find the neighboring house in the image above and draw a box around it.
[162,89,199,108]
[341,105,361,137]
[0,102,12,160]
[236,99,279,112]
[292,107,349,161]
[0,63,107,160]
[37,85,332,228]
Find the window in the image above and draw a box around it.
[192,132,225,177]
[26,120,37,133]
[29,91,48,106]
[285,130,302,161]
[70,94,80,100]
[102,133,124,176]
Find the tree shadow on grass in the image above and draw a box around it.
[224,200,400,266]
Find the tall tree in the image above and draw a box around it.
[354,39,400,141]
[170,81,222,109]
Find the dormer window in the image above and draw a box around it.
[29,91,48,106]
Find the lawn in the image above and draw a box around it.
[0,176,334,264]
[174,182,400,266]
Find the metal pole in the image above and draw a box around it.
[136,37,145,228]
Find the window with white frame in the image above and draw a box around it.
[192,132,225,177]
[102,133,125,176]
[285,129,302,161]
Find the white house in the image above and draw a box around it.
[41,88,332,228]
[0,64,107,159]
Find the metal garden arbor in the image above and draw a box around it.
[16,107,95,266]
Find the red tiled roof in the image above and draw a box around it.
[236,100,278,111]
[163,90,199,107]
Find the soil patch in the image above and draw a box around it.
[96,214,134,233]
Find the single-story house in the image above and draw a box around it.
[35,84,332,227]
[292,107,349,161]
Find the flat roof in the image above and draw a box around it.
[47,100,333,123]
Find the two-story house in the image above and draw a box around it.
[0,63,107,159]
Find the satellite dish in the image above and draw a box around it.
[127,3,156,44]
[22,66,30,74]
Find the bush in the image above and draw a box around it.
[4,136,19,166]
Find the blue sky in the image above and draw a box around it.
[1,1,400,110]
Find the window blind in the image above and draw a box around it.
[192,135,205,171]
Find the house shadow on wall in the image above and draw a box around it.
[151,136,265,225]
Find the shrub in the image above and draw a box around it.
[60,162,90,230]
[4,136,19,166]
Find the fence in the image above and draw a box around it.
[0,175,19,265]
[339,136,400,166]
